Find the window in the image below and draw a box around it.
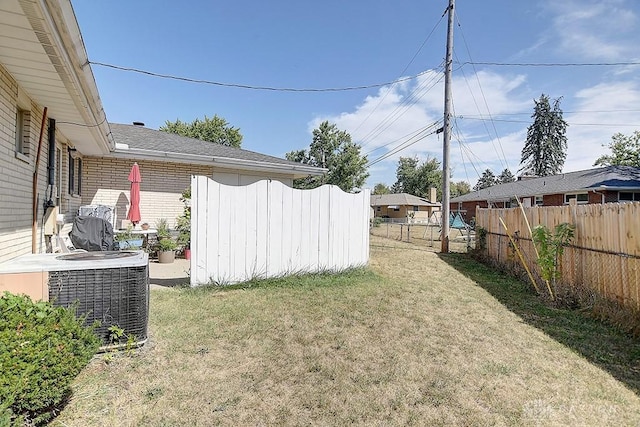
[376,206,381,212]
[535,195,544,206]
[68,151,82,196]
[393,207,400,212]
[56,147,62,206]
[619,192,640,202]
[77,158,82,196]
[68,151,75,194]
[15,108,30,157]
[564,193,588,204]
[413,206,419,212]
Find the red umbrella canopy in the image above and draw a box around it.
[126,162,142,225]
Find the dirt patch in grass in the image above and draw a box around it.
[54,235,640,426]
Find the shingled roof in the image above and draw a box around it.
[451,166,640,203]
[108,123,324,177]
[370,193,441,207]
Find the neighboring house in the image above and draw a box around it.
[450,166,640,220]
[371,190,441,223]
[83,123,324,229]
[0,0,324,263]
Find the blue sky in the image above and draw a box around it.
[73,0,640,189]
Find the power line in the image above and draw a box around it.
[457,61,640,67]
[358,68,445,147]
[89,60,439,93]
[366,127,441,167]
[454,14,510,172]
[364,122,441,156]
[458,109,640,117]
[351,11,447,135]
[456,116,640,127]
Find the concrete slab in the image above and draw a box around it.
[149,258,190,289]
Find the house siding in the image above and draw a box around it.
[82,157,296,229]
[82,158,212,229]
[451,190,625,221]
[0,64,45,262]
[373,205,436,221]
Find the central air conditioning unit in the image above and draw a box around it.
[0,251,149,348]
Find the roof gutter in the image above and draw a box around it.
[589,185,640,192]
[110,147,327,177]
[37,0,113,153]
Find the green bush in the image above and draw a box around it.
[0,292,100,425]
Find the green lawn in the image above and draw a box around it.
[54,235,640,426]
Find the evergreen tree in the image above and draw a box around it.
[160,115,242,148]
[594,131,640,167]
[520,94,568,176]
[497,168,515,184]
[474,169,496,191]
[286,121,368,192]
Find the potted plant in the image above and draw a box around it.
[176,187,191,260]
[157,237,177,264]
[156,218,170,241]
[115,225,143,250]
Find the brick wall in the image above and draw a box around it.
[82,157,211,229]
[83,157,298,230]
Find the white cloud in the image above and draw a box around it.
[544,0,638,61]
[564,80,640,171]
[311,70,531,187]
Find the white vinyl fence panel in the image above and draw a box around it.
[191,176,370,286]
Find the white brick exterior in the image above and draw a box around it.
[0,63,81,262]
[82,157,294,229]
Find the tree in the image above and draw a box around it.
[391,156,441,199]
[474,169,496,191]
[451,180,471,198]
[160,115,243,148]
[594,131,640,167]
[372,183,391,195]
[285,121,368,192]
[520,94,568,176]
[497,168,515,184]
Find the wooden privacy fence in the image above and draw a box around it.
[191,176,370,286]
[476,203,640,309]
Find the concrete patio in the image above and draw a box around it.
[148,258,190,289]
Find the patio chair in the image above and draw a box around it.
[70,216,116,251]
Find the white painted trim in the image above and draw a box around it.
[109,147,326,177]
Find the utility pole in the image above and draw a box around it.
[441,0,454,253]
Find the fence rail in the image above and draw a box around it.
[191,176,370,286]
[476,203,640,309]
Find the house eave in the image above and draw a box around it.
[1,0,113,155]
[109,147,327,178]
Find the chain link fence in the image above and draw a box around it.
[370,221,474,253]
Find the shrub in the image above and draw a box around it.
[0,292,100,425]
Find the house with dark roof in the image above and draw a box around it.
[450,166,640,220]
[371,190,441,223]
[83,123,325,229]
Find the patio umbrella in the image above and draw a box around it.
[126,162,142,225]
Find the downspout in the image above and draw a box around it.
[592,189,606,204]
[32,107,48,253]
